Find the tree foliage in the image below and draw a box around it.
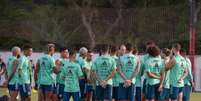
[0,0,200,54]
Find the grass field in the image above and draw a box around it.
[1,88,201,101]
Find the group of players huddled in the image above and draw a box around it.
[0,41,194,101]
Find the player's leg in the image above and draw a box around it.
[113,86,119,101]
[128,84,135,101]
[170,86,179,101]
[85,85,93,101]
[182,84,191,101]
[72,92,81,101]
[57,83,65,101]
[95,85,103,101]
[142,79,148,101]
[63,92,71,101]
[117,83,128,101]
[159,88,165,101]
[19,84,31,101]
[154,84,161,101]
[135,87,142,101]
[177,87,183,101]
[38,85,45,101]
[146,84,155,101]
[52,84,58,101]
[103,85,112,101]
[79,78,86,101]
[44,85,53,101]
[8,84,19,101]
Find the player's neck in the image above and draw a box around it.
[61,57,68,60]
[175,51,180,56]
[126,51,132,54]
[102,52,109,56]
[69,57,76,62]
[110,53,116,56]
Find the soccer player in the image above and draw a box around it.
[145,46,164,101]
[77,47,88,100]
[141,41,155,101]
[180,49,194,101]
[110,45,119,101]
[84,50,94,101]
[62,50,83,101]
[92,44,116,101]
[166,43,188,101]
[5,46,21,101]
[159,48,171,101]
[133,47,143,101]
[18,45,33,101]
[55,47,69,101]
[117,43,140,101]
[34,44,58,101]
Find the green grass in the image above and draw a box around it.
[1,88,201,101]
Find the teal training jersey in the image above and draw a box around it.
[76,56,86,69]
[37,54,56,85]
[163,57,170,88]
[184,57,193,86]
[92,54,116,86]
[84,60,92,80]
[6,56,18,85]
[18,54,31,84]
[56,58,69,84]
[62,61,83,92]
[135,56,143,87]
[111,55,120,87]
[145,56,164,85]
[141,54,151,79]
[169,55,187,87]
[119,53,139,84]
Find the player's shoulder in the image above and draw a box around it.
[72,61,81,69]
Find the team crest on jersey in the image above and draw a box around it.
[101,61,108,67]
[181,63,184,68]
[127,60,133,66]
[155,63,159,67]
[42,62,45,66]
[67,69,73,76]
[61,63,64,67]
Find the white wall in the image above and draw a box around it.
[195,56,201,91]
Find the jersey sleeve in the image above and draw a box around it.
[50,58,56,68]
[18,57,24,69]
[112,58,117,70]
[187,58,193,80]
[91,60,97,71]
[145,61,150,72]
[61,66,66,78]
[160,60,166,73]
[77,65,83,77]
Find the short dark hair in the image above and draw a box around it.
[110,45,118,53]
[146,40,155,46]
[101,44,110,53]
[59,47,68,52]
[173,43,181,51]
[23,44,32,50]
[125,43,133,52]
[69,49,77,56]
[132,46,138,54]
[147,46,161,57]
[88,50,93,54]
